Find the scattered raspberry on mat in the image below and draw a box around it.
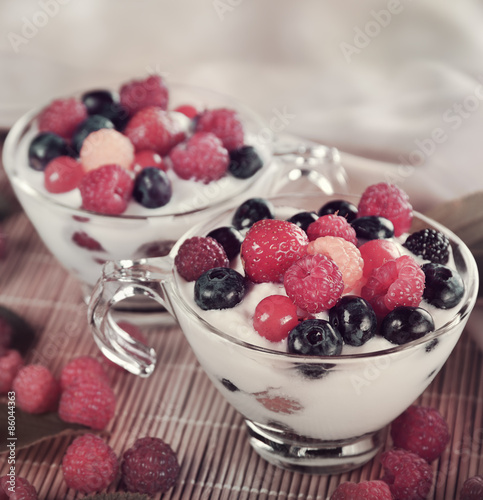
[0,475,38,500]
[120,74,169,115]
[44,156,84,193]
[330,480,393,499]
[60,355,111,390]
[460,475,483,500]
[306,214,358,245]
[195,107,244,151]
[0,350,23,394]
[38,97,87,138]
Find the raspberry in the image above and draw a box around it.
[284,254,344,313]
[241,219,308,283]
[44,156,84,193]
[195,107,244,151]
[253,295,299,342]
[175,236,229,282]
[390,405,450,463]
[121,437,180,495]
[12,364,60,414]
[130,149,167,173]
[174,104,198,118]
[358,182,413,237]
[80,128,135,172]
[120,74,169,115]
[169,132,229,183]
[359,239,401,278]
[62,434,118,494]
[361,255,425,317]
[38,97,87,138]
[330,480,393,499]
[79,164,134,215]
[381,448,433,500]
[306,214,358,245]
[460,475,483,500]
[0,475,38,500]
[307,236,363,292]
[124,106,186,154]
[72,231,104,251]
[254,390,303,414]
[403,228,450,264]
[60,355,110,390]
[59,377,116,430]
[0,350,23,394]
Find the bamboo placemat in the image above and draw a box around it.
[0,140,482,499]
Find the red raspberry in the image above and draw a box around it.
[306,214,357,245]
[59,377,116,430]
[121,437,180,495]
[284,254,344,313]
[0,350,23,394]
[124,106,186,155]
[79,164,134,215]
[381,448,433,500]
[72,231,104,251]
[62,433,118,494]
[174,104,198,118]
[330,480,393,499]
[358,182,413,236]
[253,295,299,342]
[60,355,110,390]
[241,219,308,283]
[169,132,229,183]
[38,97,87,138]
[460,475,483,500]
[0,475,38,500]
[361,255,425,317]
[359,239,401,278]
[390,405,450,463]
[120,74,169,115]
[12,364,60,414]
[195,107,244,151]
[44,156,84,193]
[131,149,167,173]
[175,236,229,282]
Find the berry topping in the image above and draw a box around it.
[359,239,401,278]
[132,167,172,208]
[174,104,198,118]
[131,149,166,173]
[194,267,247,310]
[241,219,308,283]
[403,228,450,264]
[228,145,263,179]
[72,114,115,154]
[460,475,483,500]
[38,97,87,138]
[351,216,395,240]
[0,349,23,394]
[306,214,358,245]
[121,436,180,495]
[175,236,229,282]
[79,164,134,215]
[380,448,433,500]
[60,355,110,390]
[288,319,343,356]
[381,306,435,345]
[284,254,344,313]
[195,107,244,151]
[287,211,318,232]
[329,296,377,347]
[206,226,244,260]
[0,475,38,500]
[253,295,299,342]
[390,405,450,463]
[232,197,274,230]
[169,132,229,183]
[358,182,413,237]
[361,255,425,317]
[44,156,84,193]
[72,231,104,251]
[28,132,73,171]
[318,199,358,223]
[120,74,169,115]
[422,262,465,309]
[62,434,118,494]
[330,480,393,500]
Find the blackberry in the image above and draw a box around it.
[133,167,172,208]
[318,199,358,222]
[422,262,465,309]
[228,145,263,179]
[194,267,247,310]
[403,228,450,264]
[286,211,318,232]
[207,226,244,260]
[351,215,394,240]
[232,198,274,230]
[381,306,435,345]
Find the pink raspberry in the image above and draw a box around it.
[60,355,110,390]
[79,164,134,215]
[72,231,104,251]
[174,104,198,118]
[284,254,344,313]
[169,132,229,183]
[38,97,87,138]
[307,236,363,292]
[390,405,450,463]
[253,295,299,342]
[131,149,167,173]
[121,437,180,495]
[59,377,116,430]
[12,364,60,414]
[306,214,357,245]
[381,448,433,500]
[0,475,38,500]
[175,236,229,282]
[330,480,393,499]
[195,107,244,151]
[460,475,483,500]
[120,74,169,115]
[359,239,401,278]
[62,434,118,494]
[358,182,413,236]
[361,254,425,317]
[0,350,23,394]
[124,106,186,155]
[44,156,84,193]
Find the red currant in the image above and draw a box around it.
[253,295,299,342]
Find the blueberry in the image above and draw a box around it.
[286,211,318,232]
[28,132,74,171]
[381,306,435,345]
[82,89,117,115]
[329,295,377,347]
[228,145,263,179]
[318,199,358,222]
[221,378,239,392]
[194,267,247,310]
[422,262,465,309]
[71,114,115,154]
[133,167,172,209]
[207,226,244,260]
[351,215,394,240]
[232,198,274,230]
[288,319,342,356]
